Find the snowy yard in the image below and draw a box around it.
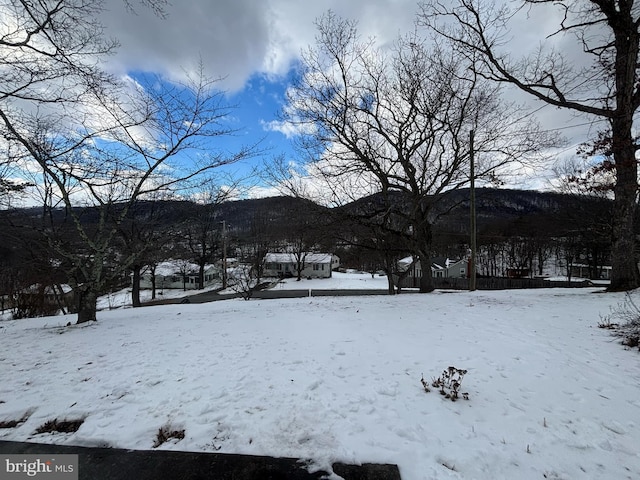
[274,271,390,290]
[1,286,639,480]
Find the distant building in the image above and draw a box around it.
[570,263,612,280]
[263,253,340,279]
[395,256,468,288]
[398,256,468,279]
[137,261,220,290]
[505,268,530,279]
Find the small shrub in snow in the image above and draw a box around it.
[597,318,619,329]
[0,419,21,429]
[599,292,640,351]
[11,290,62,319]
[34,418,84,434]
[421,366,469,401]
[153,424,185,448]
[0,411,32,429]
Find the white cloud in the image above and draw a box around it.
[99,0,421,91]
[260,118,314,139]
[99,1,608,152]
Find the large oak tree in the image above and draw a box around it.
[279,12,553,292]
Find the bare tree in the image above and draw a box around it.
[553,153,615,279]
[1,0,254,322]
[420,0,640,291]
[0,156,31,207]
[238,207,277,284]
[118,195,177,307]
[279,12,553,292]
[281,201,326,281]
[182,182,238,290]
[327,197,413,294]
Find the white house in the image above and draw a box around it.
[138,261,220,291]
[263,252,340,279]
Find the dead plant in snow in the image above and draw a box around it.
[153,424,185,448]
[421,366,469,401]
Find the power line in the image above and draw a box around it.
[535,118,609,135]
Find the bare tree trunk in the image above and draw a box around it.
[131,265,141,307]
[294,252,305,281]
[609,116,640,291]
[565,253,573,284]
[383,254,396,295]
[608,12,640,291]
[417,220,435,293]
[150,265,157,299]
[198,262,205,290]
[386,274,396,294]
[77,288,97,323]
[418,253,435,293]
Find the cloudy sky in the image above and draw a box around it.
[100,0,420,90]
[95,0,604,194]
[96,0,423,187]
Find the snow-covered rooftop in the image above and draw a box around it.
[144,260,217,276]
[264,252,335,263]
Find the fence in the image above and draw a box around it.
[399,277,593,290]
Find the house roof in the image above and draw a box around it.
[432,256,450,270]
[398,257,465,271]
[398,256,416,267]
[145,260,217,276]
[265,252,335,264]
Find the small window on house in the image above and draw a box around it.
[313,264,320,271]
[460,268,465,275]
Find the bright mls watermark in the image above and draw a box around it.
[1,455,77,480]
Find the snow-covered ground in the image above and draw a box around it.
[96,271,389,309]
[1,285,639,480]
[272,271,390,290]
[95,271,602,310]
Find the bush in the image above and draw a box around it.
[34,418,84,434]
[11,291,61,319]
[153,423,185,448]
[599,292,640,351]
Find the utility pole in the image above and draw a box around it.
[469,129,477,291]
[222,220,228,289]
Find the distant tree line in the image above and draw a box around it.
[0,185,620,318]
